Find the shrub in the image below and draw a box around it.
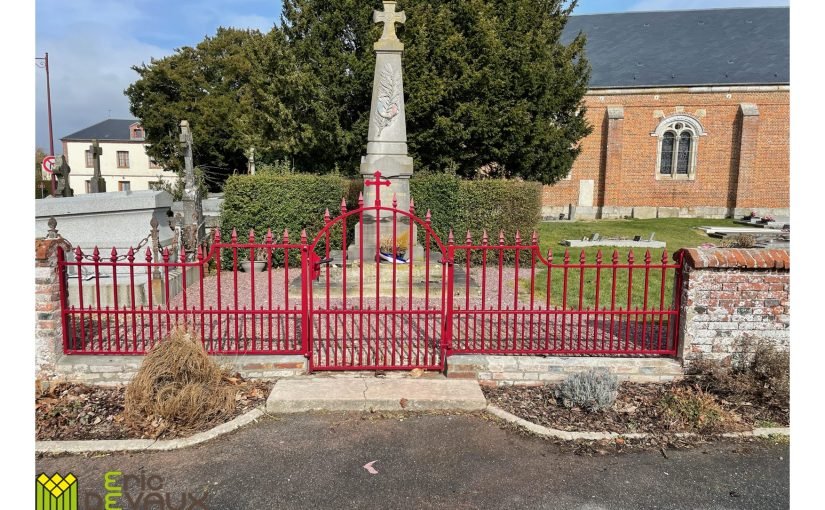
[220,173,354,267]
[688,343,789,425]
[555,368,619,412]
[410,174,542,259]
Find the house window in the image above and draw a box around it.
[653,115,705,179]
[85,150,93,168]
[118,181,131,192]
[117,151,130,168]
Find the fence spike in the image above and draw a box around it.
[324,208,331,223]
[612,249,619,264]
[661,249,669,264]
[180,248,187,263]
[499,231,505,245]
[265,228,273,244]
[145,246,153,262]
[546,248,553,262]
[358,191,364,207]
[127,247,135,262]
[340,197,347,214]
[110,247,118,262]
[596,249,603,264]
[515,230,521,245]
[300,229,308,244]
[230,228,237,243]
[392,192,397,208]
[466,230,472,244]
[448,229,455,244]
[563,249,570,263]
[425,210,432,223]
[214,227,221,242]
[162,247,170,262]
[409,196,415,214]
[92,246,100,262]
[628,250,635,264]
[580,250,586,263]
[531,231,538,245]
[644,249,652,264]
[482,229,488,245]
[249,229,255,243]
[283,229,289,243]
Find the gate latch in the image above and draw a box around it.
[311,252,334,280]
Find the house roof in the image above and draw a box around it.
[562,7,789,89]
[61,119,141,142]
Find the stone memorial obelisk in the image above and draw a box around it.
[348,1,421,261]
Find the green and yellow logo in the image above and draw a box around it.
[36,472,78,510]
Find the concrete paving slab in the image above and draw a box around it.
[266,377,486,413]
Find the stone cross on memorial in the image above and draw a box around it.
[348,1,422,261]
[88,139,105,193]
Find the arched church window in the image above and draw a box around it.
[653,115,704,180]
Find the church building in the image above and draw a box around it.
[543,7,789,219]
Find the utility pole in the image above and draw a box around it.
[35,53,56,197]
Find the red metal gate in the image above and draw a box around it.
[306,174,450,371]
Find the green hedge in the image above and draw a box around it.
[220,173,352,267]
[410,174,542,245]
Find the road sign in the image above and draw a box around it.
[42,155,55,174]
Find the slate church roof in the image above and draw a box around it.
[61,119,141,141]
[562,7,789,89]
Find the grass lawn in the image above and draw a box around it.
[520,217,740,312]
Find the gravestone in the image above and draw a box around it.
[348,1,422,261]
[88,139,106,193]
[53,155,74,197]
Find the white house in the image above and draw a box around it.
[60,119,178,194]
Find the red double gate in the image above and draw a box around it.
[57,175,684,371]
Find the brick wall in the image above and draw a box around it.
[543,87,789,217]
[676,247,790,367]
[35,237,72,381]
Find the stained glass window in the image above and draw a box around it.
[660,131,675,174]
[676,132,692,174]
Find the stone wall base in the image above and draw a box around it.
[446,355,683,386]
[540,205,789,221]
[44,354,308,386]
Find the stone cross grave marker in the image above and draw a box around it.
[179,120,204,257]
[89,139,105,193]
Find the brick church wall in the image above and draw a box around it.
[542,87,789,219]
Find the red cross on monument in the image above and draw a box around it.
[364,170,391,207]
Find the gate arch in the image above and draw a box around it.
[306,173,450,371]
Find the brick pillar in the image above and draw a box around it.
[601,106,624,218]
[675,247,789,368]
[35,236,72,381]
[733,103,760,216]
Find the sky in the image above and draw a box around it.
[34,0,789,153]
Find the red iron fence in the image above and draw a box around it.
[57,172,684,370]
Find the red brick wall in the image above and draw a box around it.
[543,88,790,213]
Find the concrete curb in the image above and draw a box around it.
[35,408,267,454]
[485,405,789,441]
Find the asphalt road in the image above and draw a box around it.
[37,412,789,510]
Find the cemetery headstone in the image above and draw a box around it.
[89,139,105,193]
[53,155,74,197]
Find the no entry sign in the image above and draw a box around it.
[42,155,55,174]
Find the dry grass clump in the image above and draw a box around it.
[721,233,756,248]
[657,385,745,434]
[124,327,236,437]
